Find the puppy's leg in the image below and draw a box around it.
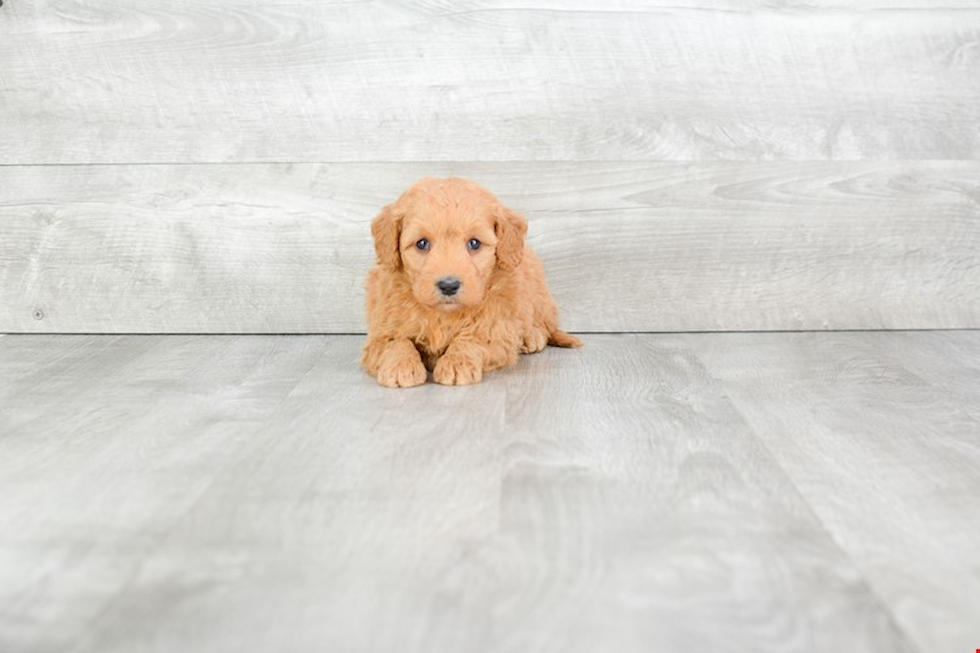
[433,332,521,386]
[521,326,549,354]
[363,338,427,388]
[433,341,484,386]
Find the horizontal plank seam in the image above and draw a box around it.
[4,159,980,168]
[3,328,979,337]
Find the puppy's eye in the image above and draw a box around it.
[415,238,430,251]
[467,238,482,251]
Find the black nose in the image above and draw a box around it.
[436,277,461,297]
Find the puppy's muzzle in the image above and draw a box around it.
[436,277,462,297]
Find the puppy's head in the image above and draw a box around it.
[372,177,527,312]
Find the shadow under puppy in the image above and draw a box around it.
[362,177,581,387]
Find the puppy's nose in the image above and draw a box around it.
[436,277,462,297]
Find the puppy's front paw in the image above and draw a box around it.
[433,353,483,386]
[376,357,427,388]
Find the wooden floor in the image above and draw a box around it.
[1,332,978,653]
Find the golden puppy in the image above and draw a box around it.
[362,177,581,387]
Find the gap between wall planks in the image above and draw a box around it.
[1,161,978,334]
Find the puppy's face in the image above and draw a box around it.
[399,202,498,312]
[372,178,526,312]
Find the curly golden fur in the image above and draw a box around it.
[362,177,581,387]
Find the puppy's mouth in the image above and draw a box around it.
[435,298,463,312]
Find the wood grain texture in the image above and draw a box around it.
[2,161,978,333]
[0,333,944,653]
[688,331,980,653]
[1,1,979,163]
[0,335,332,653]
[884,330,980,421]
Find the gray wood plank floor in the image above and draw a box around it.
[1,332,978,653]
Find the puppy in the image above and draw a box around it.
[362,177,581,387]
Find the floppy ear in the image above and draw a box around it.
[371,204,402,271]
[495,207,527,270]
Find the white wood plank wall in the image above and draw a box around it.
[1,1,978,332]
